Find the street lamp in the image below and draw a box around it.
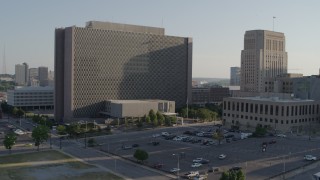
[172,153,180,180]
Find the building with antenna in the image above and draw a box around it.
[240,30,287,93]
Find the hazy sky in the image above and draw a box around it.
[0,0,319,78]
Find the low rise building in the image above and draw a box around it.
[103,100,175,118]
[223,96,320,132]
[192,86,229,106]
[7,86,54,110]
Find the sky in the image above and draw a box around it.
[0,0,319,78]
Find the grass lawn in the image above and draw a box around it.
[0,150,123,180]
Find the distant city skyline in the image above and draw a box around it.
[1,0,320,78]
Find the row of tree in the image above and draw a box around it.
[3,125,50,153]
[178,104,222,121]
[137,109,177,127]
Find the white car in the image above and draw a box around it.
[170,168,180,173]
[191,163,202,168]
[219,154,226,159]
[173,137,182,141]
[162,132,170,136]
[276,134,287,138]
[304,155,317,161]
[196,133,204,137]
[14,129,25,135]
[185,171,199,178]
[193,158,203,163]
[152,134,160,138]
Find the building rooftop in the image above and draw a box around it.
[228,96,314,103]
[107,99,171,104]
[12,86,54,91]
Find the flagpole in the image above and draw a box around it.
[273,17,276,31]
[186,97,188,119]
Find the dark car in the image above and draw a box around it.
[269,140,276,144]
[229,166,242,172]
[226,138,231,143]
[200,159,210,164]
[152,141,160,146]
[262,142,268,147]
[225,134,234,138]
[183,131,193,135]
[152,163,164,169]
[132,144,139,148]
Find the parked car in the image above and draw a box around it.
[226,138,231,143]
[152,141,160,146]
[196,132,204,137]
[132,144,139,148]
[193,158,203,163]
[173,137,183,141]
[224,134,234,138]
[304,155,317,161]
[208,167,220,173]
[152,134,160,138]
[200,159,210,164]
[14,129,25,135]
[183,131,193,135]
[122,145,132,150]
[184,171,199,178]
[276,134,287,138]
[152,163,164,169]
[191,163,202,168]
[165,135,176,140]
[219,154,226,159]
[229,166,242,172]
[162,132,170,136]
[170,168,180,173]
[262,142,268,147]
[269,140,276,144]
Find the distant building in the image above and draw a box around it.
[15,63,29,86]
[28,68,39,86]
[230,67,240,86]
[55,21,192,121]
[240,30,288,93]
[103,100,175,118]
[223,96,320,132]
[38,66,49,86]
[192,86,230,106]
[292,75,320,101]
[7,86,54,110]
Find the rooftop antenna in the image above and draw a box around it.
[273,16,276,31]
[161,18,163,28]
[3,44,6,75]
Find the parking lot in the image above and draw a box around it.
[91,123,320,180]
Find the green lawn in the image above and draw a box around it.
[0,150,123,180]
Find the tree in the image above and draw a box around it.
[149,109,157,123]
[220,170,245,180]
[17,108,25,118]
[213,130,224,145]
[253,125,267,137]
[56,125,67,135]
[32,125,49,151]
[157,111,165,126]
[87,138,96,147]
[12,107,18,117]
[180,108,188,118]
[164,116,171,126]
[3,133,17,154]
[133,149,149,163]
[1,101,9,113]
[145,115,151,124]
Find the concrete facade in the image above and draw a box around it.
[223,97,320,132]
[7,86,54,110]
[15,63,29,86]
[38,66,49,86]
[104,100,175,118]
[55,21,192,121]
[240,30,288,93]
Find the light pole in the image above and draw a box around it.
[173,153,180,180]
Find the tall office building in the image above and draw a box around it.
[38,66,49,86]
[15,62,29,86]
[28,68,38,86]
[240,30,287,92]
[55,21,192,121]
[230,67,240,86]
